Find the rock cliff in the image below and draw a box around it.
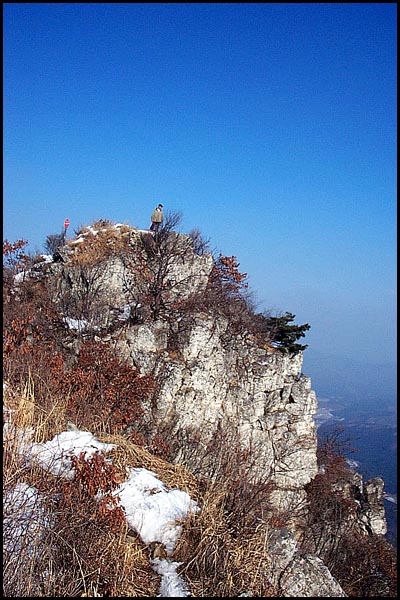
[118,315,318,522]
[29,222,388,596]
[45,225,319,520]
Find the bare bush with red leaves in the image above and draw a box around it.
[3,238,30,275]
[60,340,155,435]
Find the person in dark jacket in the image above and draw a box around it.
[150,204,164,233]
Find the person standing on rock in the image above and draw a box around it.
[150,204,164,233]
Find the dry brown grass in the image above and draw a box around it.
[3,380,70,496]
[3,384,163,597]
[175,483,276,597]
[67,223,133,267]
[46,504,160,597]
[3,373,68,444]
[98,432,201,499]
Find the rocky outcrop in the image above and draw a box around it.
[118,314,318,520]
[357,476,387,536]
[329,470,387,537]
[36,226,387,531]
[30,223,389,597]
[267,528,347,597]
[34,227,319,519]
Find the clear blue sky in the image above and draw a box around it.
[3,3,397,367]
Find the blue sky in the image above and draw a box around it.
[3,3,397,369]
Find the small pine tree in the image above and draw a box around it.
[267,312,310,354]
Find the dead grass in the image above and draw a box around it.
[3,373,68,444]
[46,508,160,597]
[175,483,276,597]
[3,372,277,597]
[67,223,133,267]
[98,432,201,500]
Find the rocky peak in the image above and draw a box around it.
[24,221,390,596]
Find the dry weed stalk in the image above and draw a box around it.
[170,426,277,597]
[175,483,276,597]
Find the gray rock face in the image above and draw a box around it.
[267,528,347,597]
[359,477,387,536]
[118,313,319,518]
[330,471,387,536]
[280,553,347,597]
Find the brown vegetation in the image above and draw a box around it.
[66,221,132,266]
[300,431,397,597]
[3,232,397,597]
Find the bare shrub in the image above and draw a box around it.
[54,262,115,328]
[73,223,88,236]
[146,212,192,319]
[44,233,65,255]
[3,238,30,276]
[174,426,276,596]
[91,218,115,229]
[187,228,212,256]
[200,253,262,335]
[126,211,212,321]
[46,452,131,596]
[3,275,73,442]
[329,530,397,597]
[59,340,154,435]
[301,432,397,596]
